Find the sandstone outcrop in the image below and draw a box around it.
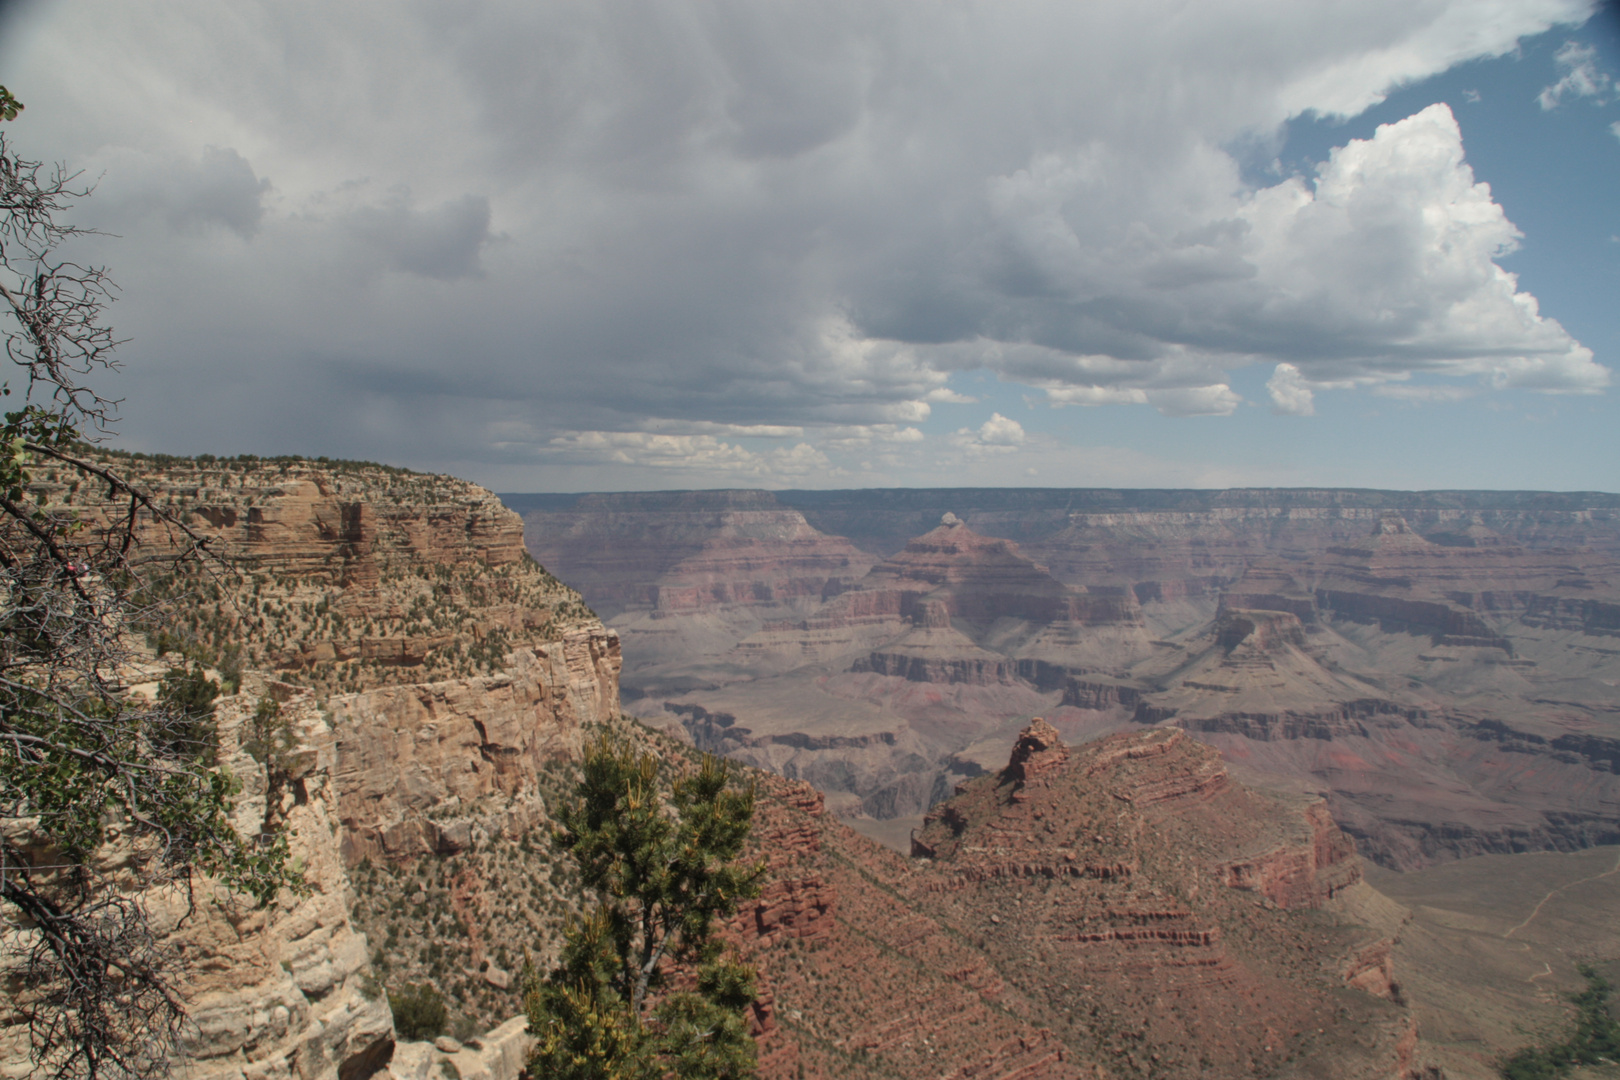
[58,454,600,698]
[328,631,619,862]
[123,681,393,1080]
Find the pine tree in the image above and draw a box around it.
[523,730,764,1080]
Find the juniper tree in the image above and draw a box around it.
[523,730,764,1080]
[0,87,299,1080]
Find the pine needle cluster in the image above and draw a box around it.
[523,731,765,1080]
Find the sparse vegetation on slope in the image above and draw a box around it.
[28,453,598,697]
[343,749,590,1033]
[1500,965,1620,1080]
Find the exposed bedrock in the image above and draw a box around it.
[329,628,621,862]
[518,490,874,617]
[1317,589,1513,649]
[2,461,628,1080]
[45,683,401,1080]
[891,723,1423,1077]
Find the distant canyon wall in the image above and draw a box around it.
[511,486,1620,870]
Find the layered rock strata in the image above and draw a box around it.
[328,631,619,862]
[516,488,1620,867]
[4,457,623,1080]
[112,681,393,1080]
[726,721,1431,1079]
[57,454,600,697]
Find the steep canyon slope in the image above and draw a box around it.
[2,455,620,1080]
[1,460,1452,1080]
[514,487,1620,868]
[727,719,1430,1079]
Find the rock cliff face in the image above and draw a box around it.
[156,681,396,1080]
[516,490,874,696]
[2,457,623,1080]
[328,632,619,863]
[65,454,600,698]
[724,721,1428,1079]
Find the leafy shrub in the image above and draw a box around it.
[389,981,448,1041]
[156,663,221,764]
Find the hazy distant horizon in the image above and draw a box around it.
[496,485,1620,502]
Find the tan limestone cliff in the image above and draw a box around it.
[122,681,391,1080]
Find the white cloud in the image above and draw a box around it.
[545,431,764,471]
[1538,40,1611,108]
[649,420,806,438]
[950,412,1027,455]
[541,429,839,481]
[1044,386,1151,408]
[1143,385,1242,417]
[1267,363,1316,415]
[976,412,1026,445]
[1233,104,1607,395]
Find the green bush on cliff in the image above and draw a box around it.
[389,982,449,1041]
[155,663,222,764]
[1499,965,1620,1080]
[523,730,765,1080]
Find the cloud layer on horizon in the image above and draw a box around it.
[0,0,1607,488]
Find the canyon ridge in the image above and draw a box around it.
[514,487,1620,870]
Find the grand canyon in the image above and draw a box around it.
[4,463,1619,1080]
[515,487,1620,875]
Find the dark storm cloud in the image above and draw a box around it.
[344,193,493,280]
[69,146,270,239]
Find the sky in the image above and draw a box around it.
[1,0,1617,493]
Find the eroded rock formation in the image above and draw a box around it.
[722,721,1429,1079]
[517,487,1620,868]
[2,458,622,1080]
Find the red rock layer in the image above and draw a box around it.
[720,722,1420,1079]
[733,774,1087,1080]
[811,518,1142,629]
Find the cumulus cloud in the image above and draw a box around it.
[0,0,1604,487]
[969,103,1605,401]
[951,412,1026,454]
[1267,364,1316,415]
[976,413,1026,445]
[1538,40,1612,107]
